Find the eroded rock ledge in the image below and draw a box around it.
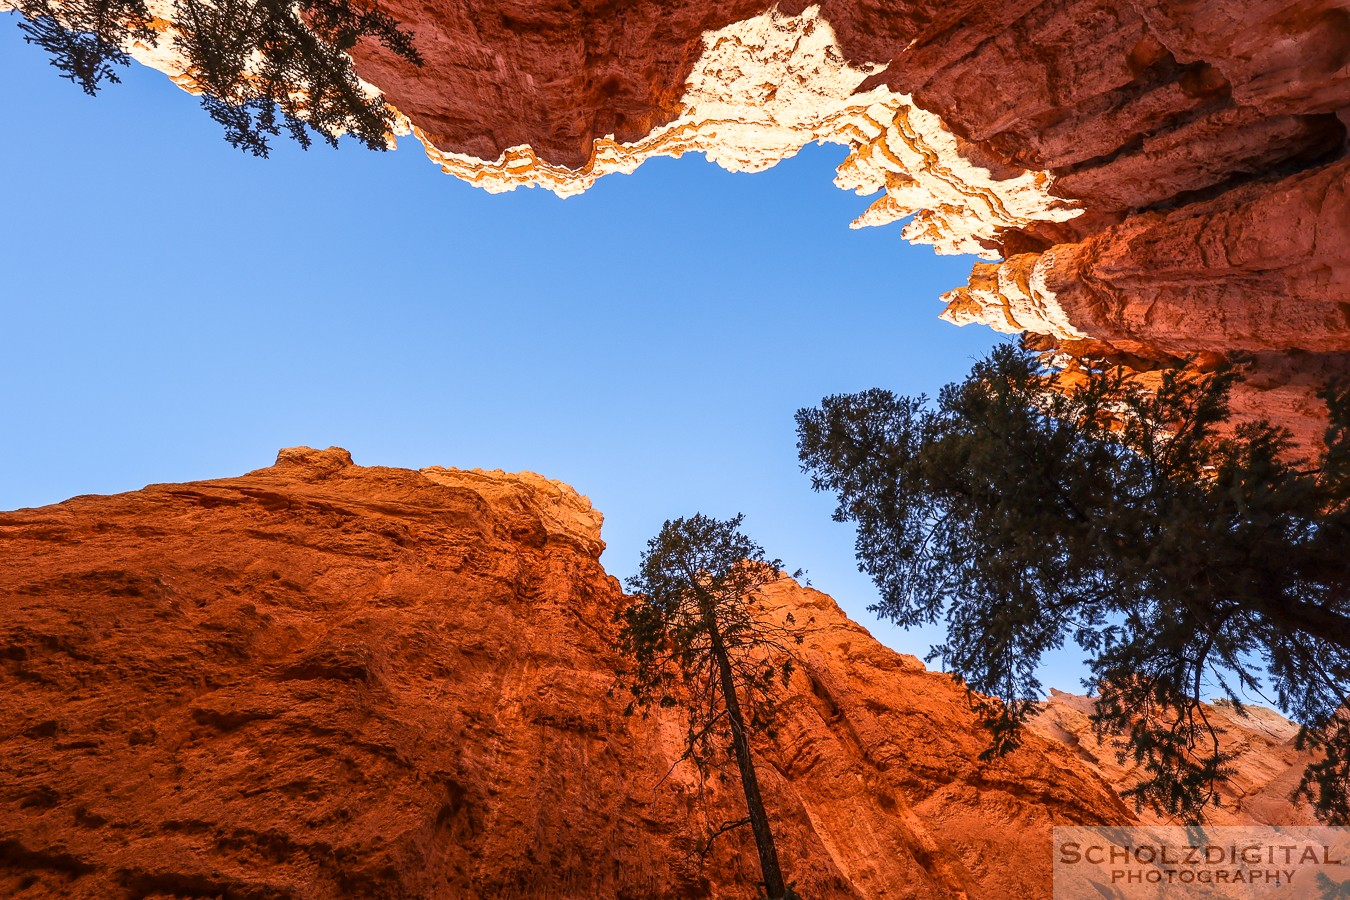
[362,0,1348,447]
[351,1,1350,445]
[0,449,1318,897]
[14,0,1348,440]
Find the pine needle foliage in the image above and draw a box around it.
[16,0,421,155]
[617,513,804,900]
[17,0,155,95]
[796,342,1350,823]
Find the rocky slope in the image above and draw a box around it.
[1029,690,1321,827]
[0,447,1137,898]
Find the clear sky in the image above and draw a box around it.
[0,15,1090,691]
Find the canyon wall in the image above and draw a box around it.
[1030,690,1321,828]
[0,449,1319,897]
[340,0,1349,448]
[12,0,1345,443]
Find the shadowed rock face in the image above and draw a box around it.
[17,0,1342,442]
[342,0,1349,447]
[343,0,769,168]
[0,447,1149,898]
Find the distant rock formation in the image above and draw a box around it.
[1030,689,1321,827]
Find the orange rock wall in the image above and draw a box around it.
[342,0,1350,446]
[0,448,1142,899]
[1031,690,1322,827]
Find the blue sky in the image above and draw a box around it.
[0,15,1091,690]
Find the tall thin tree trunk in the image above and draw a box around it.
[706,614,788,900]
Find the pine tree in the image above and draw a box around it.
[616,514,803,899]
[16,0,422,155]
[17,0,156,95]
[796,343,1350,823]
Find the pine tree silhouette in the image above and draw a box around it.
[16,0,422,156]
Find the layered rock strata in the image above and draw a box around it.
[374,0,1347,448]
[0,447,1135,898]
[343,0,1350,447]
[10,0,1346,440]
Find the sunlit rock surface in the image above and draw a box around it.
[0,448,1146,898]
[343,2,1349,386]
[1030,690,1322,827]
[11,0,1348,442]
[0,450,1327,895]
[349,0,1348,446]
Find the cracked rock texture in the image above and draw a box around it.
[0,448,1140,898]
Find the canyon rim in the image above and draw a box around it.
[0,448,1324,898]
[25,0,1347,446]
[2,0,1349,896]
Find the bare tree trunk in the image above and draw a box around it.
[706,614,788,900]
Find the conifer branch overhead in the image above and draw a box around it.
[798,342,1350,823]
[15,0,422,155]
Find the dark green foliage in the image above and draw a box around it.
[617,513,803,900]
[15,0,421,155]
[16,0,155,94]
[617,514,801,753]
[796,343,1350,823]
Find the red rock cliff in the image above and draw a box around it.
[339,0,1350,447]
[0,447,1147,899]
[20,0,1346,444]
[1029,690,1322,828]
[0,449,1325,896]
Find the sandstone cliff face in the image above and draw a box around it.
[1029,690,1321,828]
[345,2,1349,395]
[0,447,1149,899]
[1,451,1327,896]
[351,0,1347,446]
[16,0,1345,441]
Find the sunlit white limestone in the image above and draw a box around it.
[9,0,1082,263]
[833,103,1084,258]
[410,5,891,197]
[939,254,1089,338]
[408,5,1084,259]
